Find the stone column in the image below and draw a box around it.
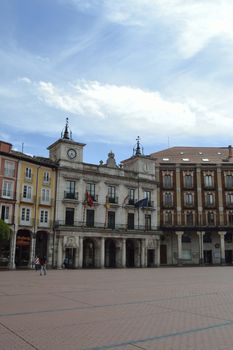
[219,231,226,265]
[78,236,83,268]
[141,239,145,267]
[176,231,183,266]
[122,238,126,268]
[155,238,160,267]
[197,231,204,265]
[29,234,36,269]
[75,237,79,269]
[100,237,105,268]
[9,227,17,269]
[57,236,63,269]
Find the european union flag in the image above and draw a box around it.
[134,197,148,208]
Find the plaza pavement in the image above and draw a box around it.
[1,267,233,349]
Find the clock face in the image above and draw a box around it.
[67,148,77,159]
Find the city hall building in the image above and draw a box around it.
[1,119,233,268]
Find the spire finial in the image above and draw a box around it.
[62,117,72,140]
[133,136,143,156]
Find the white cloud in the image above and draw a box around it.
[37,79,233,144]
[70,0,233,58]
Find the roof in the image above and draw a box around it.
[150,146,233,164]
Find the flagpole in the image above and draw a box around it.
[137,173,140,230]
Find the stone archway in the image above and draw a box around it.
[105,239,116,268]
[83,238,96,268]
[15,229,31,267]
[35,231,48,259]
[126,239,135,267]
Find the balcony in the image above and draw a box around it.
[4,169,15,178]
[163,203,174,209]
[19,218,35,227]
[42,178,51,186]
[20,194,35,203]
[37,219,52,228]
[107,196,119,204]
[64,191,79,200]
[127,198,137,206]
[24,174,33,183]
[1,191,16,200]
[55,220,158,233]
[39,197,54,206]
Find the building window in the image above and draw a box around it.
[40,210,48,223]
[43,171,50,183]
[108,186,116,203]
[65,208,74,225]
[1,205,10,222]
[227,194,233,206]
[4,161,15,177]
[86,209,94,227]
[163,174,172,189]
[229,212,233,225]
[21,208,31,222]
[87,183,96,200]
[2,180,13,198]
[164,192,173,206]
[184,174,193,188]
[108,211,115,229]
[127,213,134,229]
[205,193,214,206]
[145,214,151,230]
[41,189,50,202]
[25,167,32,179]
[207,211,215,225]
[128,188,135,205]
[226,175,233,189]
[184,193,193,206]
[144,191,152,206]
[65,180,76,199]
[23,185,32,200]
[204,174,213,188]
[186,211,193,226]
[164,211,172,225]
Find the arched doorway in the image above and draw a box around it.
[105,239,116,268]
[126,239,135,267]
[35,231,48,259]
[15,230,31,267]
[83,238,95,268]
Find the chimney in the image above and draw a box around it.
[228,145,232,158]
[0,141,12,153]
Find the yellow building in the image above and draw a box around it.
[10,153,57,268]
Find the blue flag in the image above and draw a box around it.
[134,197,148,208]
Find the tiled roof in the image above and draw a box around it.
[150,146,233,164]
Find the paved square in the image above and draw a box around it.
[1,267,233,349]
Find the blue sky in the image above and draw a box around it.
[1,0,233,164]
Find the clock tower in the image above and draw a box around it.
[47,118,86,164]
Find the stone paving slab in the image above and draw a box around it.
[1,267,233,349]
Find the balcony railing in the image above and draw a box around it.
[55,220,157,232]
[0,191,16,200]
[20,194,35,203]
[39,197,54,206]
[107,196,119,204]
[4,169,15,177]
[24,174,33,182]
[64,191,79,200]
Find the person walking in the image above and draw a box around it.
[39,256,47,276]
[34,256,40,271]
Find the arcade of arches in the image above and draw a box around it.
[13,230,49,268]
[56,236,160,269]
